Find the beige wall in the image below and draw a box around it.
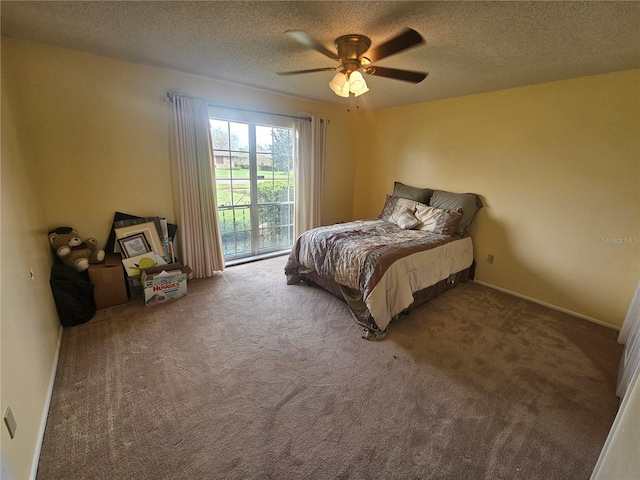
[352,70,640,327]
[1,48,63,479]
[0,38,355,478]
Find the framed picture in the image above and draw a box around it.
[105,212,177,257]
[118,233,151,258]
[121,252,167,277]
[114,221,167,258]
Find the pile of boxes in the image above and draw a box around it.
[87,212,190,309]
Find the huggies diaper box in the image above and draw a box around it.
[141,263,192,306]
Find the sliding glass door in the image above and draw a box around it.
[210,116,295,261]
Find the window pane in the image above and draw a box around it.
[259,204,293,250]
[259,205,276,248]
[230,122,248,151]
[230,180,251,206]
[229,152,250,206]
[210,120,229,150]
[257,153,274,188]
[220,206,251,257]
[272,127,293,174]
[215,151,232,207]
[231,152,250,178]
[216,183,232,207]
[256,125,272,153]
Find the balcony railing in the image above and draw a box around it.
[218,201,294,260]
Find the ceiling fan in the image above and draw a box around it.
[278,28,428,98]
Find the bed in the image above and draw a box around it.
[285,183,482,340]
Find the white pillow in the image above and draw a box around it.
[390,209,420,230]
[414,204,463,235]
[380,195,420,221]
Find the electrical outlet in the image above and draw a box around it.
[487,254,495,264]
[4,407,17,439]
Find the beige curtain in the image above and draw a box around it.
[294,116,327,238]
[169,94,225,278]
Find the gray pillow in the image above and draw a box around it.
[393,182,433,204]
[429,190,482,235]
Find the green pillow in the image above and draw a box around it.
[393,182,433,204]
[429,190,482,235]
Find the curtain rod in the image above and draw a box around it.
[166,92,312,122]
[208,103,312,122]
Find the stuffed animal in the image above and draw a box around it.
[48,227,105,271]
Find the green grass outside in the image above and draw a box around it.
[215,169,293,206]
[216,184,249,206]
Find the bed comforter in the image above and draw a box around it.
[285,218,474,337]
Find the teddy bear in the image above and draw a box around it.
[48,227,105,271]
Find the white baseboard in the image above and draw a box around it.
[473,280,620,331]
[30,325,63,480]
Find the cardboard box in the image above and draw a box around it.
[104,254,123,268]
[88,255,128,309]
[141,263,192,306]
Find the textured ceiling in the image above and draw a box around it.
[2,1,639,110]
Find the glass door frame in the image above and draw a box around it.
[210,107,295,263]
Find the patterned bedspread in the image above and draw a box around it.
[285,219,474,336]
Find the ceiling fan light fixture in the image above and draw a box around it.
[348,71,368,95]
[329,72,348,95]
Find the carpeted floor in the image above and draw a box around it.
[37,256,622,479]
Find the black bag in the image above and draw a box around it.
[50,265,96,327]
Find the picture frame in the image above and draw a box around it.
[105,212,177,262]
[121,252,167,277]
[114,221,167,258]
[118,232,151,258]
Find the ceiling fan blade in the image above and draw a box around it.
[363,28,425,64]
[364,66,428,83]
[285,30,340,61]
[277,67,339,76]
